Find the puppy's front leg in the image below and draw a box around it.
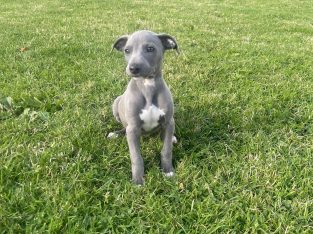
[161,118,175,176]
[126,125,144,185]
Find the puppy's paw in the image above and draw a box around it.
[107,132,119,139]
[172,136,178,144]
[164,171,175,177]
[132,177,144,185]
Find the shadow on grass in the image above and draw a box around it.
[174,102,243,159]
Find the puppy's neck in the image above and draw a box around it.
[132,76,163,106]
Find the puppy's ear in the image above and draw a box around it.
[157,34,179,54]
[112,35,128,52]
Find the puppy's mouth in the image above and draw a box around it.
[128,73,155,79]
[126,67,156,79]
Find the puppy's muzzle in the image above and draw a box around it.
[129,65,140,75]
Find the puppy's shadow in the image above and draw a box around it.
[171,102,242,167]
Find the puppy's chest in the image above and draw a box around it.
[139,105,165,132]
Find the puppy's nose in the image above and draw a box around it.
[129,65,140,75]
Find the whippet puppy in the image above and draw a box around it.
[109,30,179,185]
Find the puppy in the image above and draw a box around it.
[109,30,178,184]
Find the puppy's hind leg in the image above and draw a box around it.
[108,96,125,139]
[112,95,122,123]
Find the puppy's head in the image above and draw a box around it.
[113,30,178,79]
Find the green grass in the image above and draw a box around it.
[1,0,312,232]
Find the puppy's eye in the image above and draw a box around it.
[146,46,155,52]
[124,48,130,54]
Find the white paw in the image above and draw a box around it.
[107,132,118,139]
[164,171,175,177]
[172,136,177,144]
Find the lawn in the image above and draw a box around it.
[0,0,312,233]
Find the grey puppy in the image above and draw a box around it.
[109,30,179,185]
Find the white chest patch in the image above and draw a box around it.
[139,105,165,131]
[144,78,155,86]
